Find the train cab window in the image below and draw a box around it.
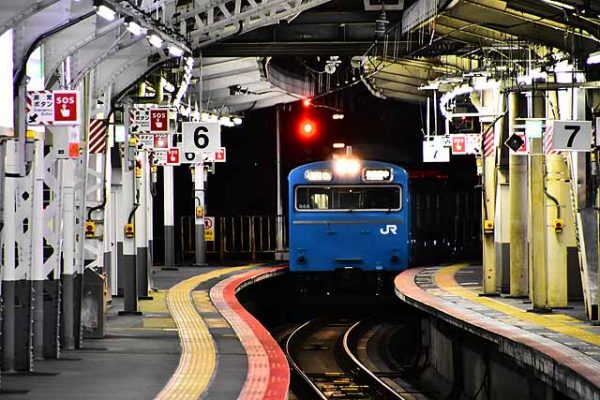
[295,185,402,211]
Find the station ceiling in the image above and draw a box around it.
[3,0,600,113]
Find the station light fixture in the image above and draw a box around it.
[542,0,575,10]
[333,142,345,149]
[126,19,146,36]
[587,50,600,65]
[168,44,184,57]
[95,1,116,21]
[148,32,164,48]
[219,116,234,127]
[232,117,243,125]
[332,113,344,120]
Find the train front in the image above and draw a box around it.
[288,158,410,289]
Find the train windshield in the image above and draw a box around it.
[295,185,402,211]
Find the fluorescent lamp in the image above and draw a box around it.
[148,33,163,48]
[542,0,575,10]
[232,117,242,125]
[333,143,345,149]
[126,21,145,36]
[96,4,116,21]
[332,113,344,120]
[587,51,600,65]
[168,45,184,57]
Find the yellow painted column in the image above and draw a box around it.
[545,154,568,307]
[529,92,548,311]
[508,92,528,297]
[545,87,568,308]
[482,128,496,294]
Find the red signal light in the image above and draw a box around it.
[299,119,317,139]
[302,99,312,107]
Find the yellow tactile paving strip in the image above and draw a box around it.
[155,266,255,400]
[435,264,600,347]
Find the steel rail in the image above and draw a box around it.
[284,319,328,400]
[342,318,408,400]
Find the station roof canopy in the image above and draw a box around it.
[2,0,600,111]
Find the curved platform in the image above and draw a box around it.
[158,264,289,400]
[395,264,600,400]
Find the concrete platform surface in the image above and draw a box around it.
[0,264,288,400]
[395,263,600,400]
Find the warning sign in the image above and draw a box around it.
[204,217,215,241]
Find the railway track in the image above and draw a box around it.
[285,318,417,399]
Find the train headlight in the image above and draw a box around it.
[304,169,332,182]
[335,158,361,176]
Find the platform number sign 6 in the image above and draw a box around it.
[552,120,592,152]
[182,122,221,154]
[194,126,210,149]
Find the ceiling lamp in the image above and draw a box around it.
[542,0,575,10]
[95,2,116,21]
[587,50,600,65]
[168,44,184,57]
[332,113,344,120]
[126,20,145,36]
[148,33,163,48]
[232,117,243,125]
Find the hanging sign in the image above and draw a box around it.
[27,90,80,125]
[150,109,169,133]
[552,120,592,152]
[423,137,450,163]
[182,122,221,153]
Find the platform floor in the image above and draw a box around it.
[1,264,288,400]
[394,263,600,399]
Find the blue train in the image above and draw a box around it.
[288,158,410,291]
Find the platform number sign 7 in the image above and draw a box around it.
[552,120,592,152]
[182,122,221,155]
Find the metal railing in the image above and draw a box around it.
[179,215,287,262]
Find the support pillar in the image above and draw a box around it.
[529,91,548,311]
[509,92,528,297]
[2,141,17,371]
[61,159,76,349]
[163,165,176,269]
[275,106,285,260]
[119,105,140,315]
[31,137,45,360]
[482,139,496,294]
[135,151,149,298]
[194,162,207,267]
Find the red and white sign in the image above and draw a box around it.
[204,217,214,230]
[166,147,180,165]
[154,134,168,149]
[53,90,78,124]
[215,147,226,162]
[451,134,466,155]
[150,109,169,133]
[68,126,80,158]
[89,119,107,153]
[27,90,80,126]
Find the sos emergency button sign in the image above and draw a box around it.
[27,90,80,125]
